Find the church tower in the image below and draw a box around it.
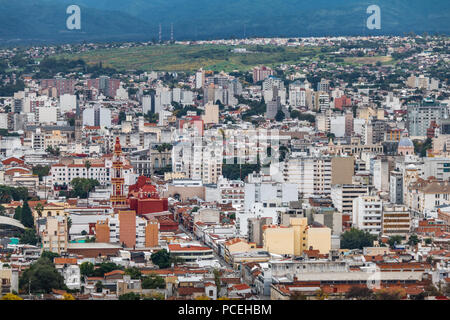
[110,137,128,208]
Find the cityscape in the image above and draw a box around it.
[0,1,449,304]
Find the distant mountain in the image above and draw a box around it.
[0,0,449,44]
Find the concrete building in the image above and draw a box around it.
[407,100,449,137]
[382,204,411,237]
[390,170,403,204]
[263,217,331,255]
[42,216,69,255]
[352,195,382,235]
[284,156,331,198]
[331,184,369,215]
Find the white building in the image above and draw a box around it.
[283,156,331,198]
[59,94,77,113]
[352,195,383,235]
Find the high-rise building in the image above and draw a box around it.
[407,100,449,137]
[253,66,274,83]
[352,195,382,235]
[382,204,411,237]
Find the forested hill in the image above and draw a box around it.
[0,0,449,44]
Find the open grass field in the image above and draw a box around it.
[343,56,394,65]
[58,44,326,73]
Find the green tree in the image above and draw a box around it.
[124,267,142,280]
[13,206,22,221]
[388,235,404,248]
[95,281,103,293]
[40,251,60,261]
[345,286,374,300]
[20,201,34,228]
[19,257,66,294]
[340,228,376,250]
[34,203,44,218]
[141,274,165,289]
[408,234,420,246]
[151,249,171,269]
[92,262,124,277]
[0,205,5,216]
[119,292,141,300]
[275,109,285,122]
[19,228,38,245]
[70,178,100,199]
[80,262,95,277]
[32,165,50,181]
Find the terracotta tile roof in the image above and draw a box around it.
[168,244,212,252]
[54,258,77,265]
[178,287,204,296]
[104,270,125,277]
[231,284,250,291]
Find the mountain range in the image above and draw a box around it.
[0,0,449,44]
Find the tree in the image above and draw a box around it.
[151,249,171,269]
[345,286,373,300]
[408,234,420,246]
[80,262,95,277]
[63,293,75,300]
[142,274,165,289]
[35,203,44,218]
[41,251,60,261]
[1,293,23,300]
[19,228,38,245]
[119,292,141,300]
[124,267,142,280]
[70,178,100,199]
[13,206,22,221]
[340,228,376,250]
[0,205,5,216]
[32,165,50,181]
[275,109,285,122]
[95,281,103,293]
[19,257,66,294]
[195,295,212,300]
[315,289,328,300]
[92,262,124,277]
[424,238,432,245]
[20,201,34,228]
[388,235,404,248]
[213,269,222,295]
[142,292,165,300]
[374,287,406,300]
[424,284,441,297]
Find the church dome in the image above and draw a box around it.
[398,137,414,148]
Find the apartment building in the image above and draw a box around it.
[382,204,411,237]
[283,156,331,198]
[331,184,369,215]
[42,216,69,255]
[352,195,383,235]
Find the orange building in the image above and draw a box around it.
[119,210,136,248]
[95,219,110,243]
[145,218,159,247]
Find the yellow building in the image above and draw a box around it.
[263,218,331,256]
[42,216,68,255]
[33,203,68,219]
[223,238,257,263]
[44,130,68,150]
[306,226,331,254]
